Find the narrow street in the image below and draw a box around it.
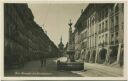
[4,3,125,78]
[5,57,123,77]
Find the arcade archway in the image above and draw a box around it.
[99,48,107,64]
[92,50,96,63]
[109,45,118,64]
[85,51,90,62]
[119,47,124,67]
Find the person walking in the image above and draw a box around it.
[40,56,43,68]
[43,56,47,67]
[40,55,47,68]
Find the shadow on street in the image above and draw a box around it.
[4,58,82,77]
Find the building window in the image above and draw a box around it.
[102,35,104,38]
[95,36,96,46]
[102,22,104,32]
[122,4,124,12]
[116,32,118,37]
[105,8,108,17]
[115,25,119,31]
[99,24,101,34]
[110,18,114,32]
[111,34,114,37]
[92,17,95,25]
[101,10,104,20]
[115,4,119,13]
[105,34,108,45]
[105,20,108,31]
[115,15,119,26]
[111,41,114,45]
[111,34,114,41]
[115,40,119,44]
[99,36,101,43]
[99,12,102,22]
[111,18,114,27]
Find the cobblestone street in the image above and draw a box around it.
[5,57,123,77]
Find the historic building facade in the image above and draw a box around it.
[74,3,124,66]
[4,3,59,69]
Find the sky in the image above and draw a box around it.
[28,3,88,47]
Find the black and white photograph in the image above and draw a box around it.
[4,3,124,77]
[1,80,127,81]
[2,80,127,81]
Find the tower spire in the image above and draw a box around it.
[68,19,73,28]
[60,35,62,42]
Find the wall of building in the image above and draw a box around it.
[4,3,59,69]
[74,3,124,67]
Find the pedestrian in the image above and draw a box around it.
[40,55,47,68]
[40,56,43,68]
[43,56,47,67]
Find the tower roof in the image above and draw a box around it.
[58,36,64,47]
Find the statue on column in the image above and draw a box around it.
[67,19,75,62]
[57,19,84,71]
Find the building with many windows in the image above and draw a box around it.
[74,3,124,66]
[4,3,59,69]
